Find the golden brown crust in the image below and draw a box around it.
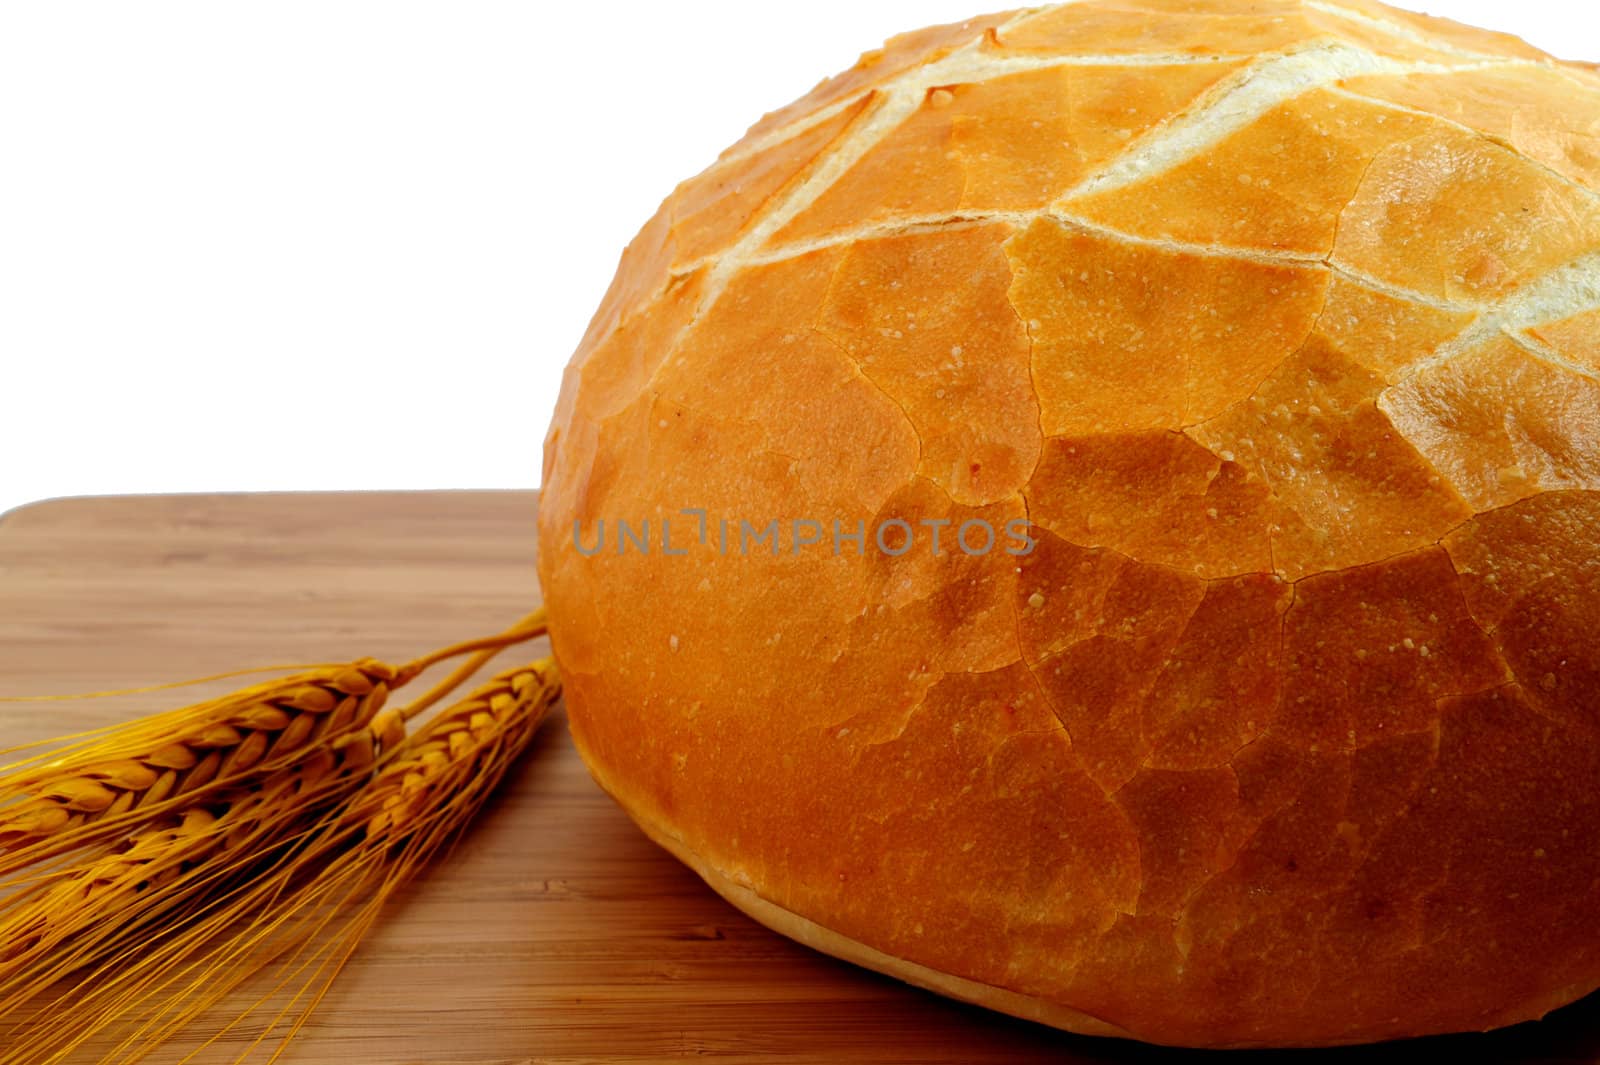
[576,730,1141,1043]
[737,10,1021,146]
[540,0,1600,1048]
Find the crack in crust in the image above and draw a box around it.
[613,7,1600,418]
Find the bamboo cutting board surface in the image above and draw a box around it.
[3,491,1599,1064]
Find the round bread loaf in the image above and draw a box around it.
[538,0,1600,1047]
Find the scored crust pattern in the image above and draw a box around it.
[540,0,1600,1047]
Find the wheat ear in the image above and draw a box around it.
[0,662,395,859]
[0,608,547,873]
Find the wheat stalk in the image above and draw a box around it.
[0,653,560,1065]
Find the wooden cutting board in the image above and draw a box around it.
[2,491,1598,1064]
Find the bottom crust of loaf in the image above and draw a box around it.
[574,730,1139,1045]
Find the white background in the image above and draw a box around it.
[1,1,1596,518]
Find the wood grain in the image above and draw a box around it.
[2,491,1599,1063]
